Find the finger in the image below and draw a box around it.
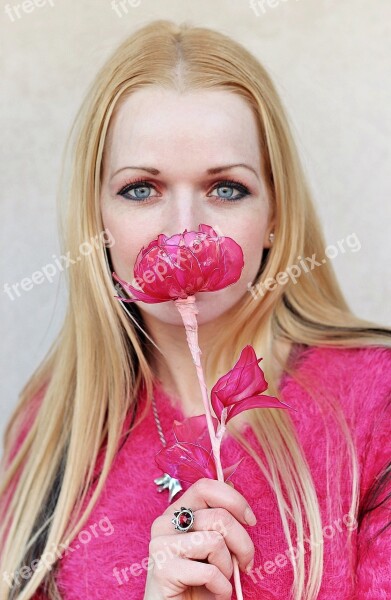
[149,530,233,581]
[160,478,256,529]
[154,507,254,573]
[197,507,254,573]
[154,557,232,600]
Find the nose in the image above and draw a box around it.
[164,187,204,235]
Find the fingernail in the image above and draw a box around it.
[244,506,257,526]
[245,558,254,573]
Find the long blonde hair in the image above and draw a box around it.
[1,20,390,600]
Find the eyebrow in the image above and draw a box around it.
[111,163,259,179]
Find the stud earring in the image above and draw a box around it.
[269,232,275,244]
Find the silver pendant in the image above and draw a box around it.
[154,472,183,503]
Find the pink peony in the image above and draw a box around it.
[112,224,244,304]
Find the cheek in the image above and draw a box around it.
[241,237,265,282]
[229,221,267,286]
[101,204,154,279]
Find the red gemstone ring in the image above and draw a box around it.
[171,506,195,533]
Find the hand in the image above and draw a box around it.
[143,478,256,599]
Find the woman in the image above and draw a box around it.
[0,20,390,600]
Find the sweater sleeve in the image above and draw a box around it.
[354,349,391,598]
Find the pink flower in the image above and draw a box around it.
[112,224,244,304]
[211,345,289,425]
[155,414,244,484]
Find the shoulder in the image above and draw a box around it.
[286,343,391,489]
[291,342,391,378]
[288,343,391,411]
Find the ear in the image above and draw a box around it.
[263,221,275,249]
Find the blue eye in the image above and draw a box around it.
[118,180,157,201]
[128,185,151,199]
[209,180,250,202]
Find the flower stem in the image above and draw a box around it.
[175,295,244,600]
[175,297,223,477]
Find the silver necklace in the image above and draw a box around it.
[152,393,183,503]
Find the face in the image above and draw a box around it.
[100,87,274,326]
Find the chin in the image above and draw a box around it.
[139,289,244,327]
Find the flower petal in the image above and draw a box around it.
[112,272,168,303]
[211,346,269,410]
[172,414,218,448]
[223,457,246,482]
[226,395,289,422]
[155,443,217,483]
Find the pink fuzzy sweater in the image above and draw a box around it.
[9,345,391,598]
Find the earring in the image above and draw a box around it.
[269,232,275,244]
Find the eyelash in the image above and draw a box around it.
[116,177,251,204]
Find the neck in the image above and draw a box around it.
[141,309,224,417]
[139,304,293,419]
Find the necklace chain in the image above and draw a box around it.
[151,393,167,447]
[151,391,183,502]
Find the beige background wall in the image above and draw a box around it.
[1,0,390,447]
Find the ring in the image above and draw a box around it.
[171,506,195,533]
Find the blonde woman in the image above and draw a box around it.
[1,20,390,600]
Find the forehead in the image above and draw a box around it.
[103,87,261,169]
